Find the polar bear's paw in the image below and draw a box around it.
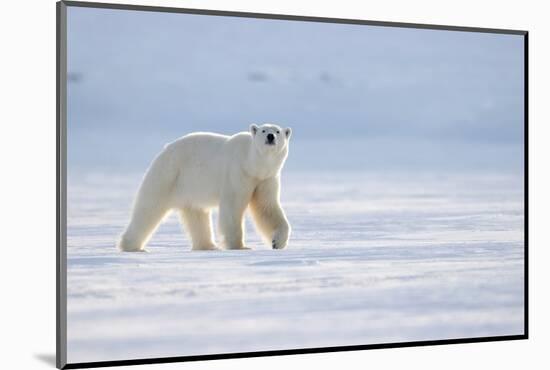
[191,243,220,251]
[272,229,289,250]
[272,239,286,250]
[225,245,253,250]
[117,238,146,253]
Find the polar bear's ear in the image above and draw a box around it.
[250,124,259,136]
[285,127,292,139]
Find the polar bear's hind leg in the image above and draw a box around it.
[118,199,171,252]
[118,149,177,252]
[180,207,218,250]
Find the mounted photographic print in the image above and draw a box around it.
[56,1,528,368]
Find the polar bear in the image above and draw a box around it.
[117,123,292,252]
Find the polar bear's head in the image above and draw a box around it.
[249,123,292,155]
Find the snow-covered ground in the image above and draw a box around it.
[66,170,524,364]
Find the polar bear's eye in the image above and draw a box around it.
[262,130,266,133]
[276,130,280,134]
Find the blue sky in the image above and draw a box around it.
[67,6,524,172]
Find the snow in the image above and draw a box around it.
[64,6,525,365]
[66,170,524,363]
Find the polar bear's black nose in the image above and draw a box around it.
[267,133,275,142]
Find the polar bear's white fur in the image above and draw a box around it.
[117,123,292,252]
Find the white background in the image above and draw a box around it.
[0,0,546,369]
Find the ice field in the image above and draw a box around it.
[64,6,526,364]
[66,170,524,363]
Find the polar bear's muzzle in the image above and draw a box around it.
[265,133,276,145]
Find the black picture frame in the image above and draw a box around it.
[56,1,529,368]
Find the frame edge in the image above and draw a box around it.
[62,0,527,35]
[523,32,529,339]
[56,1,68,369]
[57,1,529,368]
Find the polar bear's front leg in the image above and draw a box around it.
[218,200,249,250]
[218,191,252,250]
[249,176,291,250]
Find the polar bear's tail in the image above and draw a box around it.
[117,146,179,252]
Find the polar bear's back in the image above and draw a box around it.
[167,132,229,156]
[166,131,251,161]
[163,132,250,208]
